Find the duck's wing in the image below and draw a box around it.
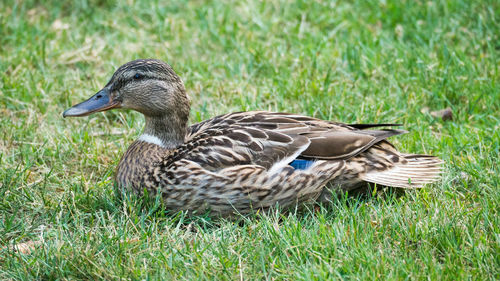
[167,111,404,171]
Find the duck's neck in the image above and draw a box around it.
[140,114,188,149]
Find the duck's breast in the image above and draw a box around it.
[115,141,170,194]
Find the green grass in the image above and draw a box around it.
[1,0,499,279]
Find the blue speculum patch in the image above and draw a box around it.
[289,159,314,170]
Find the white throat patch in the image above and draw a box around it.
[137,134,165,147]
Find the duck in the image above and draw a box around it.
[63,59,442,216]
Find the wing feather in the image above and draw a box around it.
[170,111,412,171]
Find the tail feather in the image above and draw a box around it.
[361,154,443,188]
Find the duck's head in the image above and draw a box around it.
[63,59,190,148]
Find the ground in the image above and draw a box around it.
[0,0,498,279]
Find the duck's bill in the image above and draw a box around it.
[62,89,120,117]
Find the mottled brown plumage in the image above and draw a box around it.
[63,59,443,216]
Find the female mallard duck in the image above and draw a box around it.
[63,59,442,216]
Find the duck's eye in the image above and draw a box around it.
[133,73,144,80]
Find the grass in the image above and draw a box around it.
[0,0,498,279]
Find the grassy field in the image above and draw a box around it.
[1,0,499,279]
